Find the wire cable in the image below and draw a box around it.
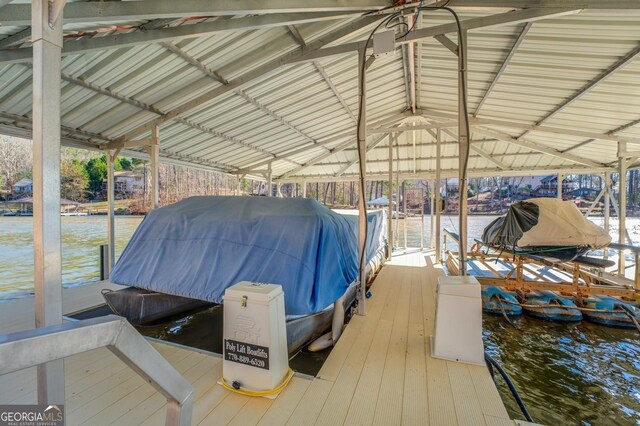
[220,368,295,397]
[484,352,535,423]
[356,12,400,305]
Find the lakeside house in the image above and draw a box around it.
[101,171,144,197]
[12,178,32,196]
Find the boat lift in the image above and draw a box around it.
[443,228,640,302]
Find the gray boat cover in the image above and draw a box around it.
[482,198,611,249]
[110,196,386,315]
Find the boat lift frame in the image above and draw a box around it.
[443,228,640,302]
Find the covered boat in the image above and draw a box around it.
[104,196,387,353]
[482,198,611,261]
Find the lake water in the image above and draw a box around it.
[0,213,638,424]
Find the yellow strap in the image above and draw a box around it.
[220,368,295,397]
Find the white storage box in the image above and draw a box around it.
[222,281,289,393]
[430,275,484,365]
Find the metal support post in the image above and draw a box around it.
[420,187,424,251]
[276,182,282,197]
[430,180,435,249]
[403,181,407,249]
[302,180,307,198]
[387,134,393,260]
[604,172,611,260]
[618,142,627,275]
[32,0,66,405]
[356,49,368,316]
[394,136,400,248]
[435,129,442,263]
[237,174,245,196]
[106,149,119,274]
[458,29,469,276]
[267,163,273,196]
[557,173,564,200]
[144,125,160,209]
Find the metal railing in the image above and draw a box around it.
[0,315,193,426]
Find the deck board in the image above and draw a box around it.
[0,251,512,425]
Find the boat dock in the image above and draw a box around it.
[0,251,513,425]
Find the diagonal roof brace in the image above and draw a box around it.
[473,126,605,168]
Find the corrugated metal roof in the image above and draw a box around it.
[0,4,639,180]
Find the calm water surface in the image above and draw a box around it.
[1,214,638,424]
[0,216,142,299]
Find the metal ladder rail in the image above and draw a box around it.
[0,315,193,426]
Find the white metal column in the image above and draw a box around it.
[557,173,564,200]
[32,0,66,405]
[302,180,307,198]
[237,174,244,196]
[267,163,273,197]
[146,125,160,209]
[403,181,407,249]
[106,149,118,273]
[458,29,469,276]
[387,133,393,260]
[618,142,627,275]
[435,129,442,263]
[604,171,611,260]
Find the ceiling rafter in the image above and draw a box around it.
[1,1,388,26]
[287,24,357,123]
[57,64,286,162]
[474,22,532,116]
[284,164,616,183]
[473,126,604,168]
[433,127,510,170]
[279,139,355,179]
[516,42,640,139]
[0,27,30,49]
[296,8,580,63]
[235,111,408,173]
[111,10,568,146]
[420,109,640,144]
[563,117,640,153]
[107,15,384,145]
[335,133,392,177]
[0,11,359,65]
[161,41,331,153]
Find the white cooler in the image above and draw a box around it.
[430,275,484,365]
[222,281,289,393]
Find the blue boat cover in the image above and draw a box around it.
[110,196,386,315]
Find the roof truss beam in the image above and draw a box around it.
[474,22,532,116]
[288,24,356,123]
[295,8,580,63]
[161,41,330,154]
[434,127,510,170]
[473,126,604,168]
[420,110,640,144]
[235,111,407,173]
[57,66,282,162]
[335,133,394,177]
[0,27,30,49]
[563,117,640,153]
[1,0,388,26]
[108,15,384,144]
[429,1,640,9]
[0,12,357,65]
[517,42,640,139]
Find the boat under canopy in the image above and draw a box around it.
[109,196,386,317]
[482,198,611,260]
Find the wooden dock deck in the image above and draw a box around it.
[0,251,513,425]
